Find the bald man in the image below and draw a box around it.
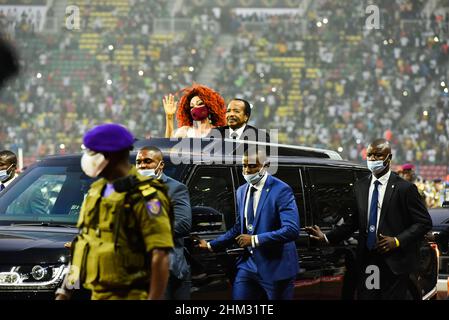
[306,139,432,300]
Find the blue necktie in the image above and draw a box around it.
[367,180,381,250]
[0,184,4,191]
[246,187,256,234]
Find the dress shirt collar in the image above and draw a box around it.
[229,124,246,139]
[371,170,391,186]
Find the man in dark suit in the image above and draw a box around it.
[198,148,300,300]
[306,138,432,300]
[213,99,270,142]
[136,146,192,300]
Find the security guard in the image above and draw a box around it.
[55,123,174,300]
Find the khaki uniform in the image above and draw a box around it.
[67,167,173,300]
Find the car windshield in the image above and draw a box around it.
[0,157,184,226]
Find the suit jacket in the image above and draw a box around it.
[210,175,300,282]
[326,172,432,275]
[214,124,271,143]
[161,173,192,280]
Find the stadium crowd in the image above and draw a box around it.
[0,0,447,174]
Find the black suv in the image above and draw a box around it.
[0,138,438,299]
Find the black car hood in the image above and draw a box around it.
[0,226,77,265]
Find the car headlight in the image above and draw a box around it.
[0,264,68,290]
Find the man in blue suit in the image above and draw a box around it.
[198,148,300,300]
[136,146,192,300]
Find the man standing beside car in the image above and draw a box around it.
[306,138,432,300]
[55,123,173,300]
[136,146,192,300]
[197,148,300,300]
[0,150,18,191]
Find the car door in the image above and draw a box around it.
[306,166,359,300]
[185,165,238,299]
[272,166,322,299]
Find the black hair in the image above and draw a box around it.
[0,150,17,165]
[232,98,252,119]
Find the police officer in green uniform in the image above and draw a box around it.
[55,123,174,300]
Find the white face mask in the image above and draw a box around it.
[0,164,13,182]
[81,152,109,178]
[243,163,267,185]
[367,155,390,174]
[137,161,162,179]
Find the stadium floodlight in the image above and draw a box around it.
[108,45,114,51]
[36,73,42,79]
[403,90,408,96]
[260,97,266,102]
[441,81,446,87]
[337,147,343,153]
[323,18,328,24]
[383,40,388,45]
[59,144,65,150]
[189,66,195,72]
[434,36,439,42]
[423,111,429,116]
[316,21,322,27]
[445,88,449,93]
[138,70,144,76]
[106,79,112,85]
[271,87,277,93]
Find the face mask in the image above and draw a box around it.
[0,164,13,182]
[367,155,390,174]
[138,161,162,178]
[81,152,109,178]
[243,164,267,185]
[190,105,210,121]
[137,161,162,179]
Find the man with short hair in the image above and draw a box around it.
[0,150,17,191]
[197,148,299,300]
[136,146,192,300]
[215,99,270,142]
[306,139,432,300]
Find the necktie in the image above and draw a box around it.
[367,180,381,250]
[246,187,257,234]
[0,184,4,191]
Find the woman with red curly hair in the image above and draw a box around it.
[163,84,226,138]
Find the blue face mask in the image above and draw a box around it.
[0,164,13,182]
[367,155,390,174]
[243,162,267,185]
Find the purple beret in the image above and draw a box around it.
[401,163,415,170]
[83,123,134,152]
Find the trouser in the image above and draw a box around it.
[356,250,412,300]
[232,268,295,300]
[164,271,192,300]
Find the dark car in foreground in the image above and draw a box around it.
[0,138,439,299]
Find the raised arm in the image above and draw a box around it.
[163,94,177,138]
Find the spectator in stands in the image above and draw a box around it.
[163,84,226,138]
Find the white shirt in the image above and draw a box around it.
[1,175,16,190]
[243,172,268,248]
[244,172,268,223]
[229,124,247,139]
[367,170,391,231]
